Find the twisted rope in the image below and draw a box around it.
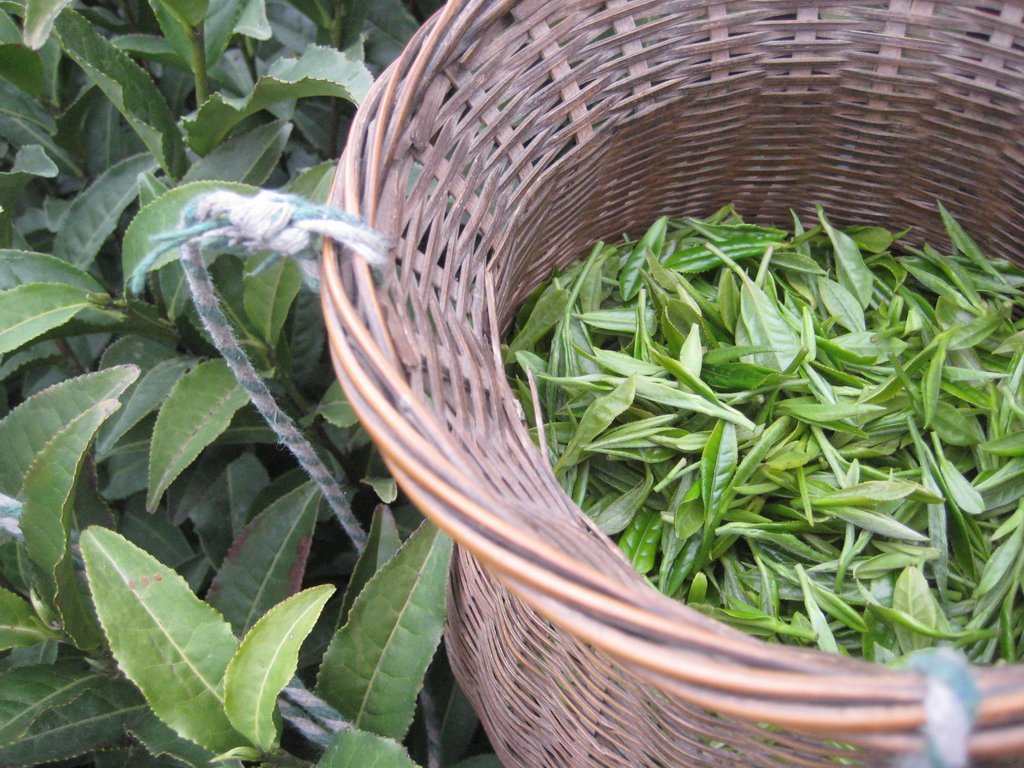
[0,491,22,539]
[898,648,979,768]
[132,190,389,553]
[279,677,352,748]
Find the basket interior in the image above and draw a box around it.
[372,0,1024,555]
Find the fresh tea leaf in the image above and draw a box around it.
[0,366,138,495]
[0,675,145,767]
[243,253,302,347]
[147,359,249,511]
[0,587,55,649]
[0,661,100,745]
[54,11,186,177]
[183,46,372,155]
[338,505,402,624]
[318,729,419,768]
[20,399,119,578]
[206,482,322,634]
[0,283,93,356]
[52,153,155,269]
[183,120,292,186]
[80,527,243,753]
[318,522,452,740]
[224,585,335,751]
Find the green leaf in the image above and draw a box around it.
[364,0,418,72]
[935,453,985,516]
[0,586,55,649]
[318,382,359,429]
[147,0,240,73]
[796,564,838,654]
[0,45,44,98]
[0,283,92,355]
[97,356,194,456]
[808,480,939,507]
[936,201,1003,281]
[0,249,105,291]
[818,277,865,333]
[0,661,103,745]
[207,482,322,634]
[53,153,155,268]
[183,45,372,155]
[128,713,222,768]
[243,253,302,346]
[20,398,119,578]
[981,431,1024,457]
[0,366,138,496]
[0,80,79,175]
[975,524,1023,600]
[620,216,667,300]
[183,120,291,186]
[847,225,897,254]
[504,284,569,363]
[80,526,243,752]
[318,729,420,768]
[699,420,736,557]
[338,505,402,625]
[0,144,57,209]
[223,584,335,751]
[154,0,209,27]
[736,273,802,372]
[111,32,182,67]
[234,0,271,40]
[364,475,398,504]
[815,506,927,542]
[0,674,146,767]
[53,11,186,178]
[137,169,169,208]
[775,400,885,425]
[318,522,452,740]
[818,206,873,308]
[147,359,250,511]
[22,0,73,49]
[553,375,637,474]
[122,181,258,290]
[892,565,949,654]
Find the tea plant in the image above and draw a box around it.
[0,1,497,767]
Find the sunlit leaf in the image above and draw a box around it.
[223,585,335,750]
[80,527,243,752]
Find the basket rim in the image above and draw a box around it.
[322,0,1024,756]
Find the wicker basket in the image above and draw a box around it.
[322,2,1024,765]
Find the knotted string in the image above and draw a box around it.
[898,648,980,768]
[132,190,390,553]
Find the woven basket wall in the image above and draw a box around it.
[322,1,1024,765]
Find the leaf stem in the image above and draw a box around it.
[119,0,139,33]
[189,22,209,106]
[55,338,84,376]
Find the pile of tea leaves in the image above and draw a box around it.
[506,204,1024,663]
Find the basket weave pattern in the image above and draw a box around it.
[322,2,1024,765]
